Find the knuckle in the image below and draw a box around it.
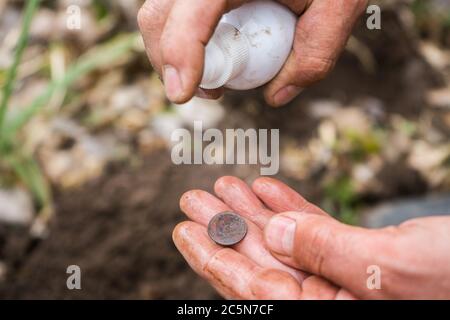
[356,0,370,12]
[204,247,249,299]
[305,57,335,82]
[304,220,333,275]
[250,269,302,299]
[137,0,164,30]
[159,27,177,55]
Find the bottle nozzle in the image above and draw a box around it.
[200,23,249,90]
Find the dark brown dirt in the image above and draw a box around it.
[0,11,444,299]
[0,153,245,299]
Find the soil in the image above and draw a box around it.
[0,153,237,299]
[0,11,444,299]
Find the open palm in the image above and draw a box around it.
[173,176,355,299]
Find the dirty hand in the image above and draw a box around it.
[138,0,368,106]
[173,176,450,299]
[174,176,354,299]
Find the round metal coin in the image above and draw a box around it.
[207,211,248,246]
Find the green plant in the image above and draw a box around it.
[0,0,50,216]
[323,175,359,225]
[0,0,40,136]
[1,33,139,141]
[343,129,382,162]
[412,0,450,42]
[0,0,139,218]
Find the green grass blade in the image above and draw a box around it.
[2,33,139,140]
[0,0,40,138]
[6,153,51,208]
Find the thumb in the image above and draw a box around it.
[159,0,223,103]
[264,0,367,106]
[264,212,385,297]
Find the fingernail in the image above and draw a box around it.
[265,215,296,256]
[163,65,183,101]
[195,88,209,99]
[272,85,303,106]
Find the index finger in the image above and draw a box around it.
[173,221,302,299]
[160,0,247,103]
[137,0,174,75]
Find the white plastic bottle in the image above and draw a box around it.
[200,0,297,90]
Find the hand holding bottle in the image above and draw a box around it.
[138,0,368,106]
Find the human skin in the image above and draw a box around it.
[137,0,368,106]
[174,176,450,299]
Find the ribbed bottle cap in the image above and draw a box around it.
[200,23,249,90]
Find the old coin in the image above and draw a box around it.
[208,211,248,246]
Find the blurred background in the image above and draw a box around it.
[0,0,449,299]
